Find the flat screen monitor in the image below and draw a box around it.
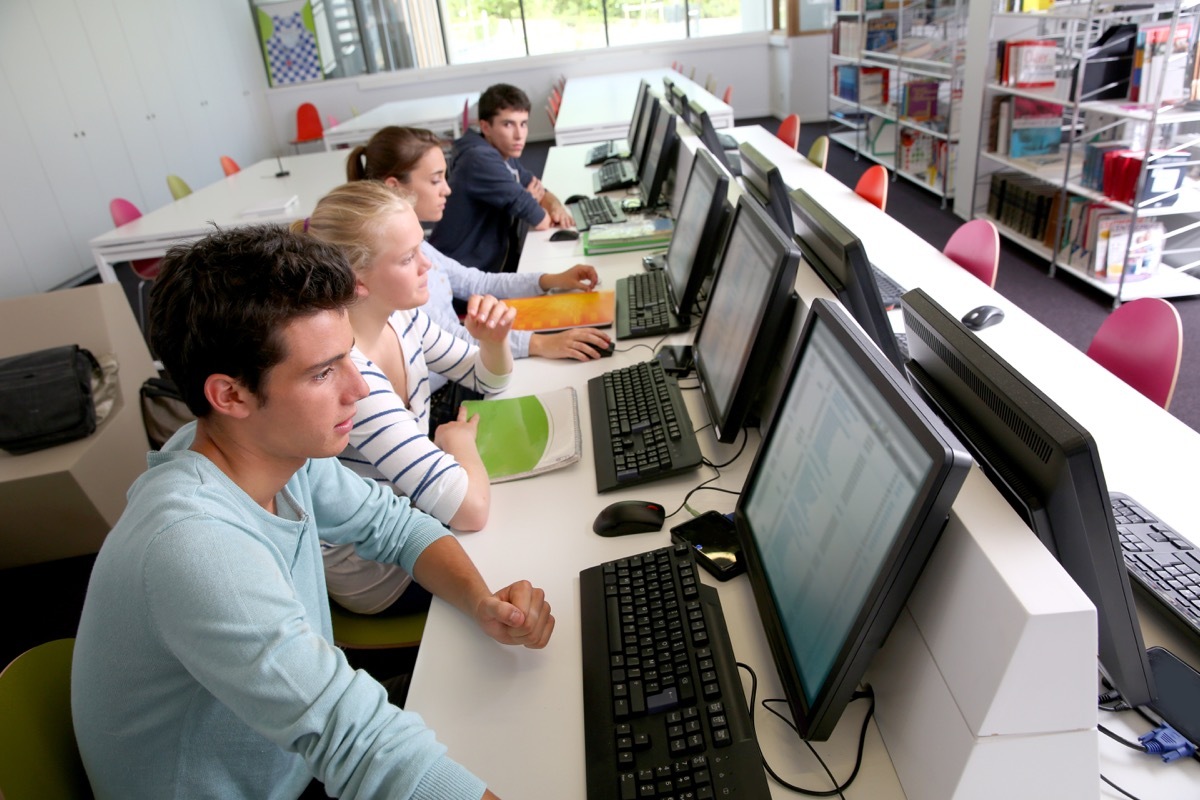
[789,186,903,371]
[693,196,801,443]
[669,83,688,116]
[630,94,661,177]
[663,148,731,320]
[735,298,970,742]
[900,287,1155,707]
[639,100,679,209]
[738,143,794,239]
[689,99,740,178]
[627,81,654,171]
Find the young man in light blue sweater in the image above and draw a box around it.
[70,225,555,800]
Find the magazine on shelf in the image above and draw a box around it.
[461,387,582,482]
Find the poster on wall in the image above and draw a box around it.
[257,1,323,87]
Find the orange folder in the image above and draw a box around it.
[505,291,615,331]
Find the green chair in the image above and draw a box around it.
[807,135,829,171]
[0,639,93,800]
[166,174,192,200]
[329,603,427,649]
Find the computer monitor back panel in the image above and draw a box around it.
[640,103,679,209]
[631,95,660,175]
[900,288,1155,708]
[692,197,800,443]
[789,187,902,370]
[664,148,731,320]
[626,81,652,156]
[738,143,793,239]
[736,298,970,741]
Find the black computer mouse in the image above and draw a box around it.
[593,501,666,537]
[587,340,615,358]
[550,229,580,242]
[565,194,589,205]
[961,304,1005,331]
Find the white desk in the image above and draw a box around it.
[88,151,348,285]
[322,93,481,151]
[554,69,734,147]
[406,130,1200,799]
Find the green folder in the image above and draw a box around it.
[461,387,581,482]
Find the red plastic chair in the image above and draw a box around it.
[943,219,1000,288]
[722,86,733,105]
[550,87,563,114]
[291,102,324,151]
[219,155,240,176]
[546,103,557,127]
[854,164,889,212]
[775,114,800,151]
[1086,298,1183,410]
[109,198,162,330]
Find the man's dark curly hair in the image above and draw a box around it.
[148,224,357,417]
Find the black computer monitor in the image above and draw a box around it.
[630,94,661,177]
[639,100,679,209]
[688,99,740,176]
[735,298,971,742]
[627,81,654,170]
[669,83,688,116]
[789,186,904,371]
[900,288,1156,707]
[692,197,801,443]
[738,143,794,239]
[663,148,731,320]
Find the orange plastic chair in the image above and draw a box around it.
[291,102,324,151]
[775,114,800,151]
[943,219,1000,288]
[722,86,733,105]
[1086,298,1183,410]
[219,155,240,176]
[550,87,563,114]
[546,103,557,127]
[854,164,889,212]
[109,198,162,330]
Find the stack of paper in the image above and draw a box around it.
[583,218,674,255]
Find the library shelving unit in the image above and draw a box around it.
[829,0,967,207]
[971,0,1200,305]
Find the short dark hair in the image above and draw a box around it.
[479,83,531,123]
[148,225,357,418]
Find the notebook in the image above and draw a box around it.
[461,387,581,482]
[504,291,615,331]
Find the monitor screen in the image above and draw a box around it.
[738,143,794,238]
[900,287,1155,707]
[630,91,661,176]
[693,197,800,443]
[736,298,970,741]
[664,148,730,320]
[626,80,652,159]
[789,186,903,370]
[639,101,679,209]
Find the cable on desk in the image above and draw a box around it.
[1100,774,1143,800]
[737,660,874,798]
[702,427,749,470]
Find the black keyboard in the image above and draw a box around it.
[595,159,639,193]
[872,265,905,310]
[587,141,628,165]
[580,543,771,800]
[1112,492,1200,639]
[616,272,683,339]
[570,196,629,232]
[588,360,702,493]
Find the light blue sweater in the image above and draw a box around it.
[71,423,487,800]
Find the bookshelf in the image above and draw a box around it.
[829,0,967,207]
[971,0,1200,305]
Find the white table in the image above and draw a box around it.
[88,151,349,285]
[406,129,1200,799]
[554,68,734,146]
[322,93,481,151]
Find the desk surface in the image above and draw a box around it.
[406,129,1200,798]
[88,150,349,284]
[555,68,733,146]
[323,93,481,150]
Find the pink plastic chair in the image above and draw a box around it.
[775,114,800,151]
[854,165,889,212]
[109,199,162,330]
[943,219,1000,288]
[1086,298,1183,410]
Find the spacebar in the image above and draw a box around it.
[607,596,622,652]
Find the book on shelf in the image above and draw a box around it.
[1008,96,1063,158]
[835,65,860,101]
[1132,20,1194,103]
[834,21,864,59]
[582,218,674,254]
[901,81,939,120]
[987,172,1061,245]
[865,16,898,52]
[503,290,615,332]
[460,387,581,482]
[1102,218,1165,281]
[1001,39,1058,88]
[859,67,890,108]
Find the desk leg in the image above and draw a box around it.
[92,251,119,285]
